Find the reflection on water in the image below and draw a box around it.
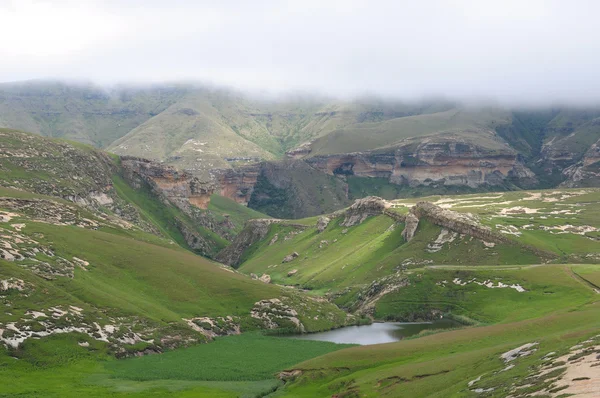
[285,319,458,345]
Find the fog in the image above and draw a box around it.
[1,0,600,105]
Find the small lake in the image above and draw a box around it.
[286,319,458,345]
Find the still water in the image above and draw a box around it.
[286,319,457,345]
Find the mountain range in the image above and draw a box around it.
[2,80,600,219]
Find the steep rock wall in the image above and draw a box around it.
[121,156,215,211]
[303,138,536,188]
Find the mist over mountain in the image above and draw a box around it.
[2,0,600,105]
[3,2,600,397]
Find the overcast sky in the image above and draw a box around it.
[1,0,600,104]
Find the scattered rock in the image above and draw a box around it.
[501,342,538,362]
[282,252,299,263]
[279,369,302,381]
[316,216,330,232]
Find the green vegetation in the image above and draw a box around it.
[208,194,269,234]
[279,264,600,397]
[375,265,594,323]
[112,174,228,256]
[247,160,349,219]
[107,332,354,382]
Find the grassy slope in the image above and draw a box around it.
[307,108,511,156]
[112,174,229,256]
[239,214,541,294]
[0,81,184,148]
[0,177,348,397]
[281,264,600,397]
[208,194,270,234]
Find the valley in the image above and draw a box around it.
[0,86,599,397]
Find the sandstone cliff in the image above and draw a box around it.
[214,159,349,219]
[121,156,215,211]
[303,135,536,189]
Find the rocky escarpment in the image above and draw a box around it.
[215,159,349,219]
[212,164,261,205]
[407,202,510,244]
[561,137,600,187]
[121,156,215,211]
[121,157,239,256]
[302,135,537,189]
[341,196,390,227]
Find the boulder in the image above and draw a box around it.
[287,269,298,277]
[282,252,299,263]
[316,216,330,232]
[259,274,271,284]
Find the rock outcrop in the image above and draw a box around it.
[316,216,330,232]
[212,164,261,205]
[215,219,274,266]
[305,136,537,189]
[411,202,509,244]
[341,196,390,227]
[401,212,420,241]
[121,156,215,210]
[282,252,299,263]
[561,138,600,187]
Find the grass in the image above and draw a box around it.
[281,301,600,397]
[208,194,269,234]
[106,332,354,382]
[112,174,229,257]
[375,265,595,323]
[238,215,541,295]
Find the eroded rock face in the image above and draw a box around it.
[215,219,274,266]
[285,142,313,159]
[305,136,536,188]
[341,196,389,227]
[121,156,214,210]
[401,212,420,242]
[411,201,508,244]
[212,164,261,205]
[561,138,600,187]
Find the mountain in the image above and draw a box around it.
[3,81,600,219]
[0,80,186,148]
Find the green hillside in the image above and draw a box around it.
[284,265,600,397]
[2,83,600,397]
[0,81,185,147]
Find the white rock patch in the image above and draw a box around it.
[500,206,539,215]
[501,342,538,362]
[451,278,526,292]
[427,229,458,252]
[540,224,598,235]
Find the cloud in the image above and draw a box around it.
[1,0,600,105]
